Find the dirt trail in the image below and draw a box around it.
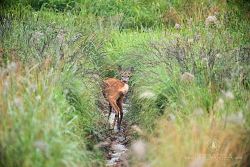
[105,101,131,167]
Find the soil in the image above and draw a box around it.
[103,102,131,167]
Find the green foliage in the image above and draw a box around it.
[0,7,107,166]
[0,64,105,167]
[101,1,250,134]
[0,0,250,166]
[1,0,77,11]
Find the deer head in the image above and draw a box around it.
[118,66,134,83]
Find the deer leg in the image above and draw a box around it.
[108,98,120,130]
[107,103,112,121]
[113,114,118,129]
[117,96,124,131]
[107,103,113,129]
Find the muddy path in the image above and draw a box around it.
[104,101,132,167]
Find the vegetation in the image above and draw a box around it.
[0,0,249,166]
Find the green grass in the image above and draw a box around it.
[0,62,105,167]
[100,3,250,165]
[0,0,250,166]
[0,7,108,166]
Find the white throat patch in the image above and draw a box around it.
[120,83,129,94]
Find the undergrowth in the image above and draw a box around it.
[0,0,250,166]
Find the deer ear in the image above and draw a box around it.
[118,65,122,71]
[130,67,134,72]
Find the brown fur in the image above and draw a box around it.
[103,78,127,130]
[103,67,133,131]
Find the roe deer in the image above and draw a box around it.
[103,66,133,131]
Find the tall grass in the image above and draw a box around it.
[0,7,108,167]
[0,61,104,167]
[98,2,250,165]
[0,0,249,166]
[129,17,249,167]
